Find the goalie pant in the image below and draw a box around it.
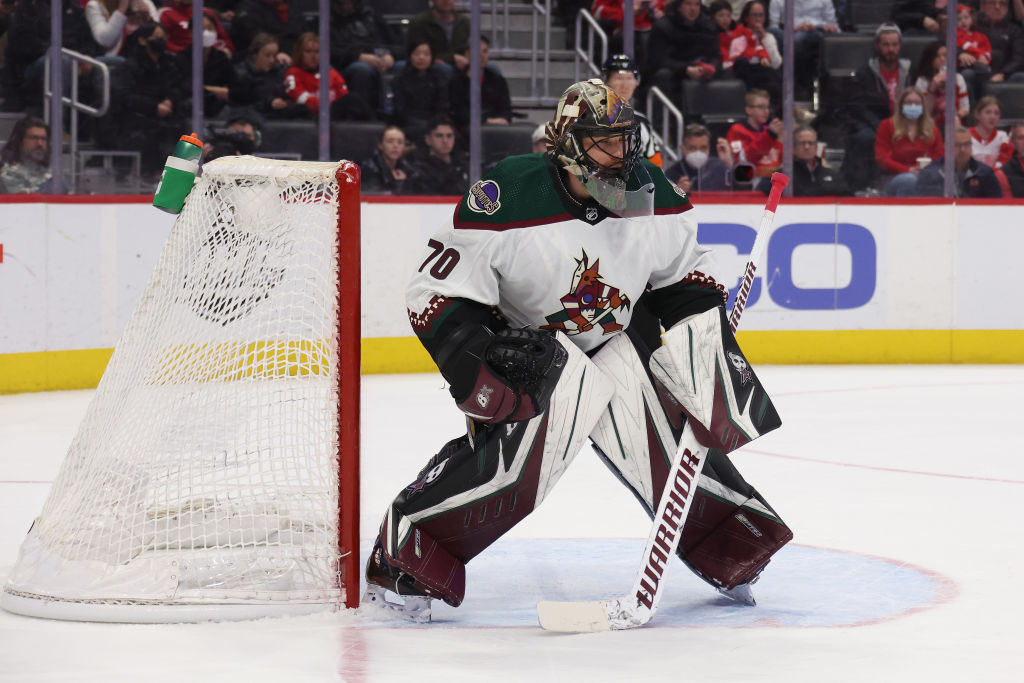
[369,309,792,607]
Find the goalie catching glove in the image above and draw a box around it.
[436,326,569,424]
[650,307,780,452]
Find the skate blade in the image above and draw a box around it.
[361,585,432,623]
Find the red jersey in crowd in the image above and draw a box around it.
[718,24,769,70]
[284,66,348,114]
[957,28,992,63]
[590,0,666,31]
[970,127,1014,168]
[726,121,782,176]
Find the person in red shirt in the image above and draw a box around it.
[875,87,944,196]
[726,88,782,177]
[710,0,779,105]
[956,4,992,70]
[283,31,373,120]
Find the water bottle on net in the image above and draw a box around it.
[153,132,204,214]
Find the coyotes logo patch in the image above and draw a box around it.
[541,249,631,336]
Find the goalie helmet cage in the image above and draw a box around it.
[0,157,361,623]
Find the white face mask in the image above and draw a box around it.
[902,103,924,120]
[685,150,709,169]
[202,29,217,48]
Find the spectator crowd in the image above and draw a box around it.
[1,0,1023,197]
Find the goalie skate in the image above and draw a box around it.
[717,582,756,606]
[362,584,432,623]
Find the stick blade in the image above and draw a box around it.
[537,600,611,633]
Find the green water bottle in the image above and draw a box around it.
[153,133,204,214]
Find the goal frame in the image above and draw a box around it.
[1,158,362,621]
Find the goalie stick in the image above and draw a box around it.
[537,172,790,632]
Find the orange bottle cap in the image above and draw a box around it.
[180,132,204,147]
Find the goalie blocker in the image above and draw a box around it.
[366,309,790,614]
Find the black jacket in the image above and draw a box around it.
[891,0,944,34]
[844,57,912,131]
[231,0,309,56]
[1003,151,1024,198]
[407,9,469,66]
[977,14,1024,77]
[329,2,399,71]
[391,65,450,128]
[449,66,513,129]
[232,60,311,119]
[360,148,416,195]
[405,148,470,196]
[646,1,721,78]
[175,48,238,118]
[792,158,849,196]
[916,157,1003,198]
[121,50,186,119]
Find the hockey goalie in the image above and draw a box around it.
[364,79,793,621]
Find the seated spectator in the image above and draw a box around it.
[768,0,839,99]
[790,125,848,196]
[232,0,308,60]
[391,41,450,141]
[739,1,781,70]
[361,125,417,194]
[602,53,662,166]
[711,0,780,106]
[590,0,667,66]
[330,0,398,113]
[875,87,944,196]
[116,22,187,176]
[232,32,310,119]
[956,4,992,72]
[160,0,234,56]
[204,117,262,160]
[84,0,158,57]
[891,0,946,36]
[405,116,469,195]
[449,36,513,132]
[840,23,913,192]
[0,116,53,194]
[916,126,1002,196]
[1002,122,1024,196]
[175,10,237,118]
[3,0,101,111]
[726,88,782,176]
[970,96,1014,168]
[913,40,969,128]
[407,0,469,76]
[975,0,1024,88]
[531,123,547,154]
[647,0,720,111]
[284,32,374,120]
[663,122,732,191]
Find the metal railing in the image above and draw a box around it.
[646,86,684,163]
[43,48,111,194]
[530,0,554,104]
[573,9,608,84]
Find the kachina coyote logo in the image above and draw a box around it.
[541,249,631,335]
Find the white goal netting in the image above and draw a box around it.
[2,157,359,622]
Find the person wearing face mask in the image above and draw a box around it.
[663,123,732,192]
[117,22,188,176]
[174,11,238,118]
[159,0,233,55]
[875,86,945,196]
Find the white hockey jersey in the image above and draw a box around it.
[406,154,727,353]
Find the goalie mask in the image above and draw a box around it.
[544,79,653,218]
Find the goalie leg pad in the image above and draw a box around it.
[679,449,793,590]
[587,331,791,591]
[650,307,780,454]
[370,334,613,602]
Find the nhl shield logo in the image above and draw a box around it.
[585,207,599,222]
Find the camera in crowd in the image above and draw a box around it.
[203,118,262,161]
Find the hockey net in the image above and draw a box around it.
[1,157,361,622]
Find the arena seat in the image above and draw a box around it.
[682,80,747,140]
[331,121,387,165]
[259,120,318,160]
[983,82,1024,125]
[481,123,535,166]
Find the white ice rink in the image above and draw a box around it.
[2,365,1023,682]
